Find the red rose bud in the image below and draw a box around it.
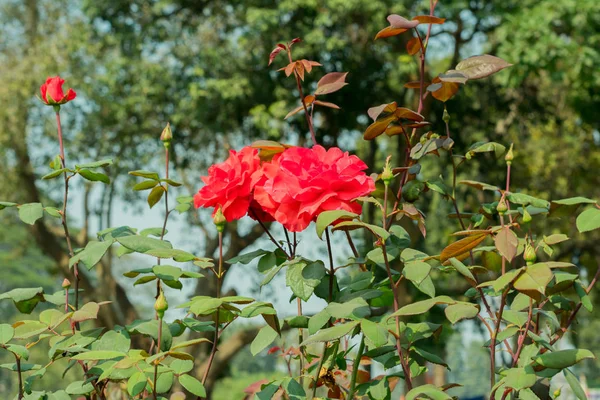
[160,123,172,147]
[154,290,168,319]
[40,76,76,106]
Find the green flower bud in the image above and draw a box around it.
[505,143,514,164]
[522,207,532,224]
[442,107,450,123]
[402,180,425,203]
[62,278,71,289]
[496,198,508,215]
[154,290,169,319]
[381,155,393,186]
[160,122,173,148]
[524,243,537,265]
[213,207,227,232]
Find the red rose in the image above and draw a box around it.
[194,147,267,222]
[40,76,76,105]
[254,145,375,232]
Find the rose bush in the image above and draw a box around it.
[0,6,599,400]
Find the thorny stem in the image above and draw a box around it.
[347,335,366,399]
[286,48,317,145]
[512,298,533,366]
[325,228,335,303]
[153,316,163,400]
[200,231,224,398]
[15,355,23,400]
[55,112,80,311]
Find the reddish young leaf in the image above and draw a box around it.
[412,15,446,24]
[375,26,408,40]
[404,81,428,89]
[295,62,305,80]
[430,77,460,102]
[440,234,488,263]
[364,115,396,140]
[455,54,513,80]
[267,346,281,355]
[387,14,419,29]
[406,37,421,55]
[395,107,424,121]
[279,62,296,77]
[300,59,322,73]
[438,70,469,84]
[289,37,302,46]
[495,226,518,262]
[313,100,340,109]
[315,72,348,95]
[268,44,286,66]
[367,102,397,121]
[284,105,305,120]
[304,94,316,104]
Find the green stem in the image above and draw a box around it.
[347,335,366,399]
[153,317,163,400]
[15,355,23,400]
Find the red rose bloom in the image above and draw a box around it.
[254,145,375,232]
[40,76,76,105]
[194,147,268,222]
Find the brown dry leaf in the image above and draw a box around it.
[440,234,488,263]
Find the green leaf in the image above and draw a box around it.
[162,178,182,187]
[503,367,537,390]
[468,141,506,158]
[448,258,476,285]
[332,220,390,240]
[71,351,126,361]
[315,210,358,239]
[169,359,194,374]
[403,261,432,286]
[513,263,553,301]
[444,302,480,324]
[148,185,166,208]
[44,207,61,218]
[133,180,159,191]
[18,203,44,225]
[69,240,113,270]
[171,338,211,351]
[564,368,587,400]
[495,227,518,262]
[412,346,448,368]
[153,265,183,281]
[72,302,101,323]
[148,249,198,262]
[285,259,326,301]
[390,296,455,317]
[42,168,68,179]
[532,349,595,369]
[308,310,331,335]
[76,159,113,169]
[0,324,14,344]
[129,170,160,180]
[574,281,593,312]
[405,384,452,400]
[91,328,131,353]
[361,320,388,347]
[0,201,18,210]
[7,344,29,359]
[129,320,172,351]
[127,371,148,396]
[251,325,279,356]
[117,235,172,253]
[301,320,360,346]
[0,287,45,314]
[179,374,207,397]
[175,203,192,214]
[576,208,600,233]
[227,249,270,264]
[79,169,110,184]
[507,193,550,209]
[65,380,95,395]
[156,371,174,393]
